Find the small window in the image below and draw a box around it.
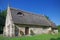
[17,12,24,16]
[17,12,22,15]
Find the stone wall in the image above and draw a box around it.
[15,25,52,36]
[53,30,58,34]
[29,27,51,35]
[3,6,15,37]
[14,25,25,36]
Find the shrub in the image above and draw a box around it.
[30,30,35,35]
[20,30,24,36]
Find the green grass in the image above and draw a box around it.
[0,33,60,40]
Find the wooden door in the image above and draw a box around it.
[25,27,29,35]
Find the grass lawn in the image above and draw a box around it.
[0,33,60,40]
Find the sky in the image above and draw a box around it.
[0,0,60,25]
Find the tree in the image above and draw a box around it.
[0,10,7,34]
[57,25,60,32]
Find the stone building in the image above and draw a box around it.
[3,6,58,37]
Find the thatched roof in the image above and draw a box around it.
[9,7,56,27]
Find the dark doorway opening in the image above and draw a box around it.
[15,26,19,36]
[25,27,29,35]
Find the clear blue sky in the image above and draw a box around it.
[0,0,60,25]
